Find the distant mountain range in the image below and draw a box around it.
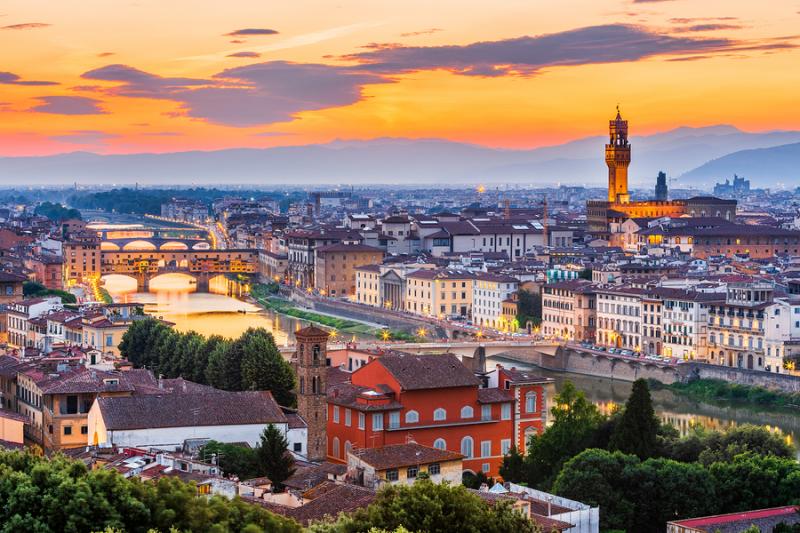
[1,125,799,188]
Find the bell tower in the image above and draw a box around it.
[294,326,329,462]
[606,106,631,204]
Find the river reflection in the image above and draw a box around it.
[488,356,798,456]
[103,273,308,345]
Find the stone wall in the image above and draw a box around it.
[679,362,800,393]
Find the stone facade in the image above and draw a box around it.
[294,326,330,461]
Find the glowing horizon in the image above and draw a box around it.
[1,0,799,157]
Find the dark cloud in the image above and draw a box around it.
[229,39,245,44]
[673,23,744,33]
[97,52,115,57]
[80,61,387,127]
[31,96,106,115]
[50,130,118,144]
[227,51,261,58]
[0,71,58,86]
[344,24,796,77]
[224,28,278,37]
[82,64,208,98]
[1,22,50,30]
[400,28,443,37]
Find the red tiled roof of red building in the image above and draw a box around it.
[669,506,800,528]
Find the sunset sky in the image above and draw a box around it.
[2,0,800,156]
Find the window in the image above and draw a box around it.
[389,411,400,429]
[81,425,88,435]
[105,335,113,347]
[407,466,418,479]
[386,469,399,481]
[428,463,441,475]
[405,410,419,424]
[525,392,537,413]
[358,412,365,430]
[460,406,474,419]
[64,426,72,436]
[372,413,384,431]
[482,463,490,473]
[501,439,511,455]
[481,440,491,458]
[481,404,492,421]
[433,408,446,421]
[333,405,340,423]
[433,438,446,450]
[293,442,302,452]
[461,436,474,458]
[332,437,340,458]
[501,403,511,420]
[345,409,352,427]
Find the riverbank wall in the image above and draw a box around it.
[678,363,800,394]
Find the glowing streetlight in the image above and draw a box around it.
[416,327,427,339]
[381,330,391,342]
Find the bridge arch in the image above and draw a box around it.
[149,272,198,292]
[122,240,157,251]
[101,274,138,294]
[100,241,120,251]
[160,241,189,251]
[192,241,211,250]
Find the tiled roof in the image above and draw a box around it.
[477,388,514,403]
[315,243,383,253]
[287,482,376,525]
[97,391,286,430]
[327,382,403,411]
[377,353,479,390]
[352,443,462,470]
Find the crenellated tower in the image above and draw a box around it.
[606,106,631,204]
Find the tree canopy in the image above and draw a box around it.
[0,449,300,533]
[120,319,296,406]
[609,378,661,459]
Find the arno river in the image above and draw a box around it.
[103,272,799,454]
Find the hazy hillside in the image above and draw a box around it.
[1,126,799,187]
[681,142,800,188]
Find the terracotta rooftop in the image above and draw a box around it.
[376,353,480,390]
[352,443,462,470]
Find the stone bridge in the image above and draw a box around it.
[101,248,257,292]
[101,237,212,252]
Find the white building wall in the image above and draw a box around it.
[101,422,290,450]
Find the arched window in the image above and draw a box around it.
[405,410,419,424]
[313,344,321,364]
[460,406,473,419]
[526,391,537,413]
[345,440,352,457]
[461,436,474,458]
[299,376,305,394]
[433,438,447,450]
[332,437,340,458]
[433,408,447,421]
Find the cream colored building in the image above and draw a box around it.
[355,264,381,307]
[405,269,474,319]
[346,443,463,489]
[541,279,596,341]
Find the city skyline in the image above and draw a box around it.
[2,0,800,157]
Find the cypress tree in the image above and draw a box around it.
[257,424,296,491]
[609,378,661,459]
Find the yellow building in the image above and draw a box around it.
[405,269,474,319]
[81,313,133,360]
[0,408,25,447]
[346,443,463,489]
[355,264,381,307]
[63,232,101,285]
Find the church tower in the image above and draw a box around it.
[294,326,329,462]
[606,107,631,204]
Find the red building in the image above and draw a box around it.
[326,352,554,478]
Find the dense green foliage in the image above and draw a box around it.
[310,477,540,533]
[500,378,798,531]
[119,319,296,406]
[516,289,541,328]
[23,280,77,304]
[34,201,81,221]
[664,378,800,408]
[609,379,661,459]
[200,426,296,489]
[0,449,300,533]
[553,449,800,533]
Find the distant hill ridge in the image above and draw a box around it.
[1,125,798,186]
